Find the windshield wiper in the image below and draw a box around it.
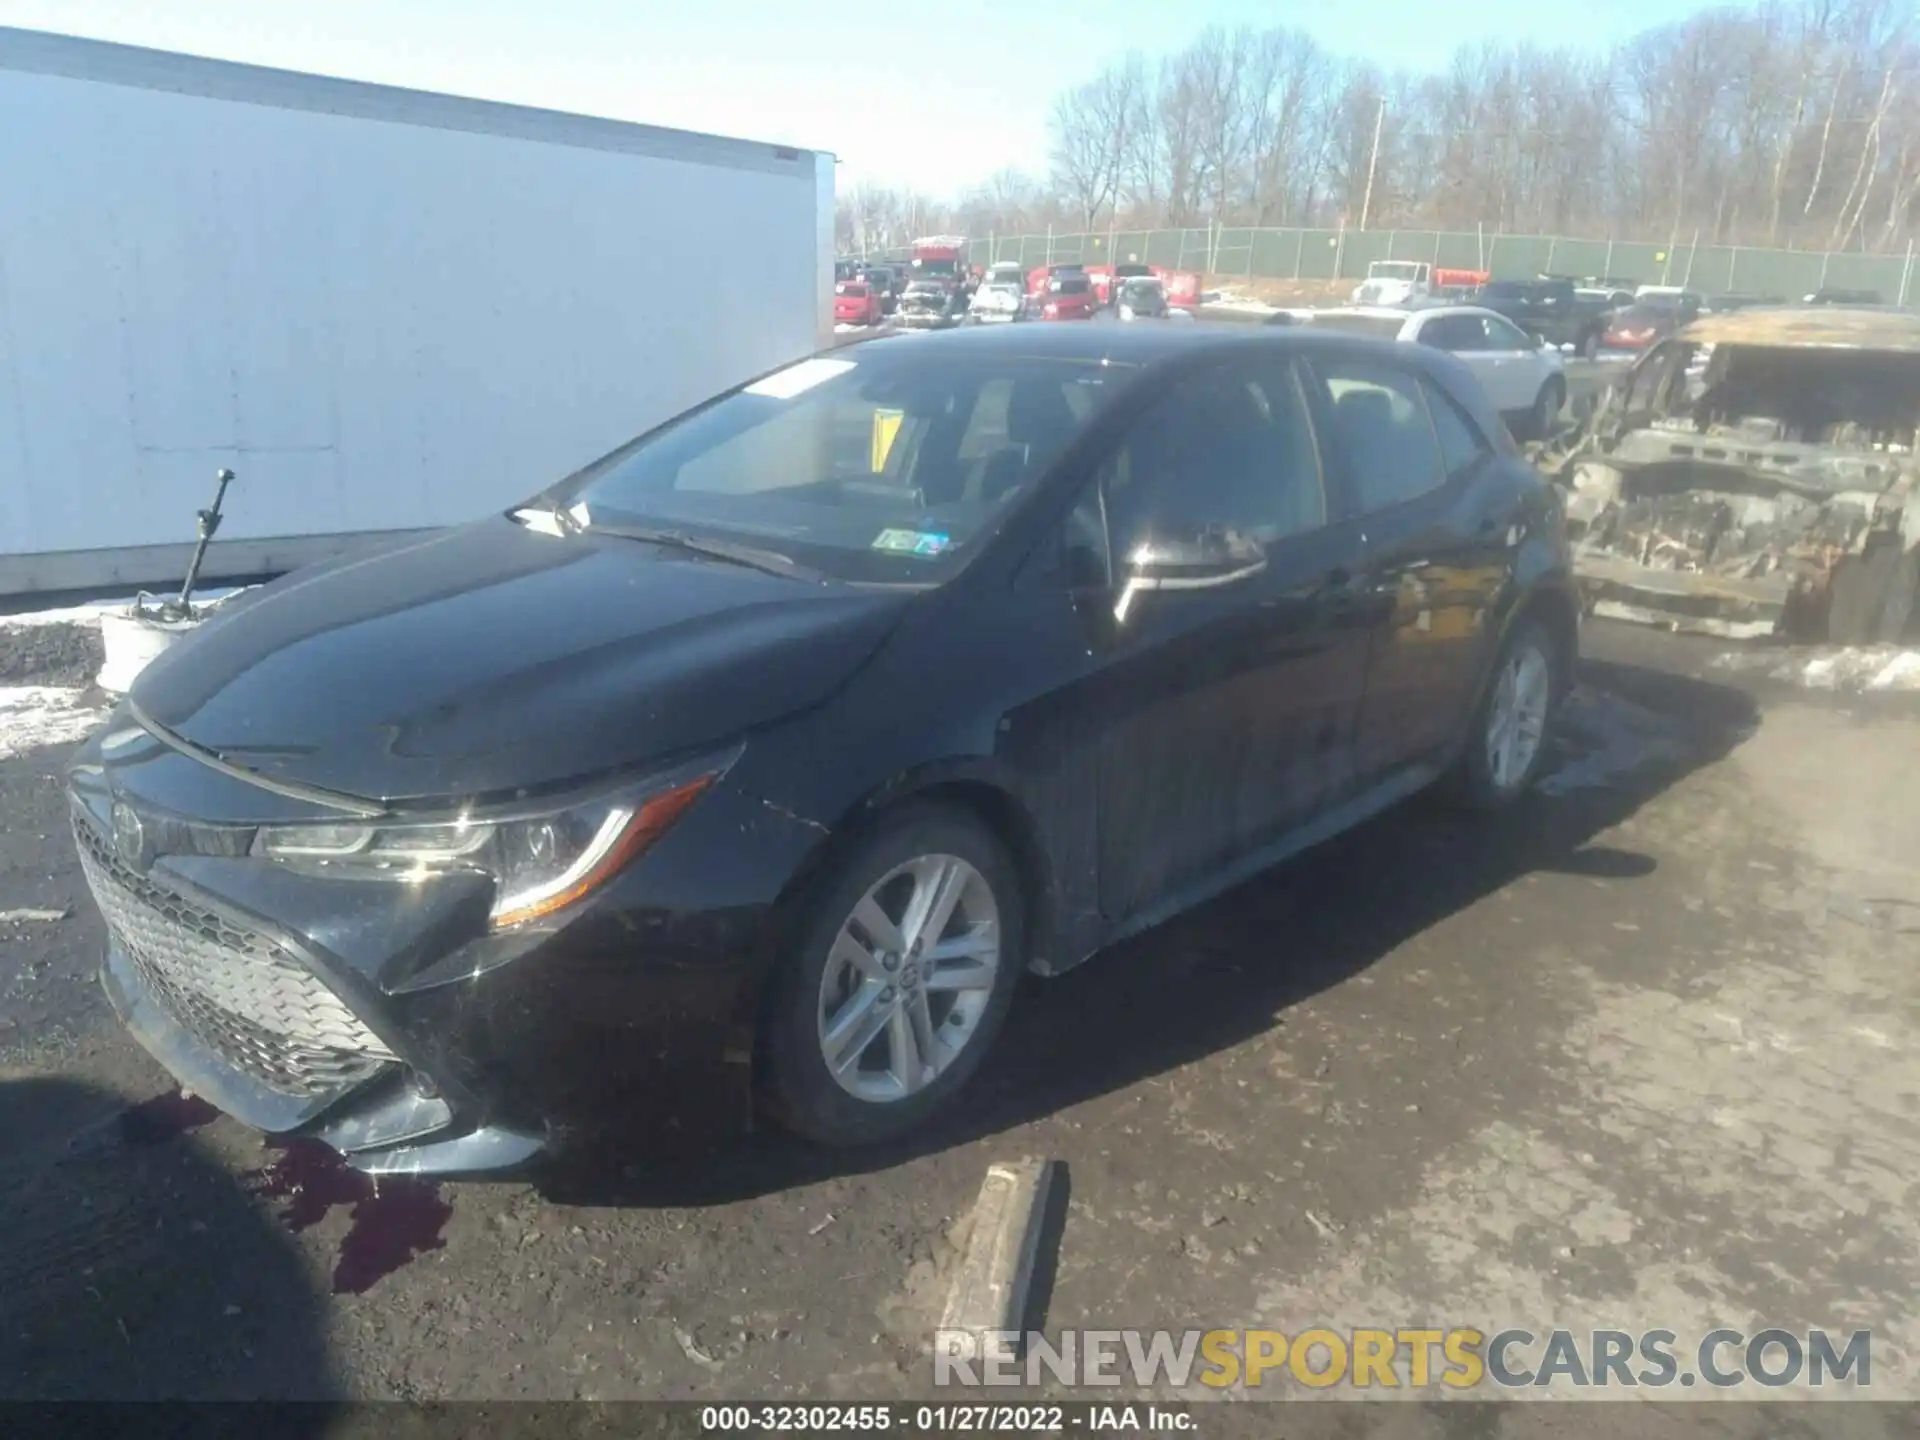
[587,522,816,579]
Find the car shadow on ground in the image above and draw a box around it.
[0,1075,338,1403]
[547,657,1759,1210]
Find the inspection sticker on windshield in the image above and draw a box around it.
[873,528,950,556]
[744,357,856,399]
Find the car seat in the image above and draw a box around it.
[961,381,1083,506]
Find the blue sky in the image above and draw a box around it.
[2,0,1715,192]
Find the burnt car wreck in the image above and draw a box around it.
[1541,307,1919,642]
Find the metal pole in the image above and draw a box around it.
[1546,235,1557,276]
[1682,227,1700,286]
[1728,246,1738,292]
[1604,237,1613,279]
[1358,95,1386,230]
[1900,239,1915,307]
[1292,228,1302,280]
[1045,223,1054,267]
[1477,221,1485,270]
[1817,248,1831,289]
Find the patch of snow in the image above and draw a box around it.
[1539,685,1687,796]
[0,685,110,760]
[1202,296,1280,315]
[0,586,253,632]
[1712,645,1920,693]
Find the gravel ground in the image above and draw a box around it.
[0,621,104,689]
[1,620,1916,1423]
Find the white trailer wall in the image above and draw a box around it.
[0,27,834,596]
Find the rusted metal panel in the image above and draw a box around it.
[1678,306,1920,352]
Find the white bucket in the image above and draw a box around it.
[97,609,206,694]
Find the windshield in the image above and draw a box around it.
[836,283,868,297]
[554,348,1121,582]
[1307,312,1407,338]
[1053,277,1091,295]
[1480,281,1532,299]
[1119,280,1162,301]
[1368,263,1424,280]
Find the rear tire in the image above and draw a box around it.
[1443,617,1562,811]
[1526,378,1566,442]
[1828,540,1919,644]
[760,804,1024,1147]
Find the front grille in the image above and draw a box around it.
[75,816,395,1098]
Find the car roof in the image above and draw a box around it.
[853,315,1420,365]
[1403,305,1512,322]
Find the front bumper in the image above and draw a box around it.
[68,731,828,1177]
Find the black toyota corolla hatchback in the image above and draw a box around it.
[70,323,1576,1176]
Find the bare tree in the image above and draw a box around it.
[1011,0,1917,253]
[1049,59,1145,230]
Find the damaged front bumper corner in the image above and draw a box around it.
[100,941,547,1177]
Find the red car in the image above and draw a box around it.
[1038,274,1097,321]
[834,280,884,327]
[1600,295,1701,355]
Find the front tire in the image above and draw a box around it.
[760,804,1024,1147]
[1446,618,1561,811]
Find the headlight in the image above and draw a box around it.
[252,760,728,928]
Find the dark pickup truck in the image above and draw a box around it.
[1473,278,1613,356]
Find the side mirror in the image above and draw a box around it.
[1113,530,1267,621]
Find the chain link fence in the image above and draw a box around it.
[929,227,1918,303]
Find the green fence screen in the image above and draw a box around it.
[935,229,1918,303]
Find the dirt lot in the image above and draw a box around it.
[2,619,1917,1416]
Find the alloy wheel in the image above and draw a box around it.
[816,854,1001,1103]
[1485,641,1552,793]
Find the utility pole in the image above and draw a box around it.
[1358,95,1386,231]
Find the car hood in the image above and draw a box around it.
[129,517,912,804]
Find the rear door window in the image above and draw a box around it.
[1308,359,1449,514]
[1418,315,1485,352]
[1421,379,1493,479]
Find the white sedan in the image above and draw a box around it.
[1305,305,1567,440]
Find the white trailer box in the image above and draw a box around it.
[0,26,834,598]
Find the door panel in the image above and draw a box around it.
[1309,359,1517,777]
[1067,356,1372,921]
[1087,519,1369,918]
